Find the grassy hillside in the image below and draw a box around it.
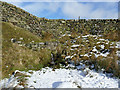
[2,22,52,79]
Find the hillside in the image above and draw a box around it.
[1,1,120,41]
[2,22,53,79]
[0,1,120,88]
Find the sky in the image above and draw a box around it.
[1,0,119,19]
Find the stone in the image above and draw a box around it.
[11,38,16,43]
[17,41,22,44]
[61,21,65,24]
[20,37,23,40]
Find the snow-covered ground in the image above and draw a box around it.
[0,65,119,88]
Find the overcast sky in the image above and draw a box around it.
[1,0,119,19]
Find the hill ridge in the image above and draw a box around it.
[1,1,120,38]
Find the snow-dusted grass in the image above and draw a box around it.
[59,33,120,77]
[2,25,120,89]
[0,66,119,88]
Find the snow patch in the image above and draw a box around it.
[71,45,80,48]
[0,67,118,88]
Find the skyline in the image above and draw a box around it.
[1,0,119,19]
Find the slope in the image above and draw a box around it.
[2,22,51,79]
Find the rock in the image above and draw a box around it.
[20,37,23,40]
[44,42,48,45]
[39,42,44,45]
[17,41,22,44]
[11,38,16,43]
[61,21,65,24]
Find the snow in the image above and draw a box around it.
[100,52,109,57]
[82,35,90,38]
[67,34,71,36]
[71,45,80,48]
[22,68,119,88]
[99,39,105,41]
[97,42,101,44]
[39,42,44,45]
[70,49,74,51]
[116,42,120,49]
[100,45,105,49]
[65,56,71,59]
[32,41,34,43]
[92,47,99,53]
[61,21,65,23]
[0,66,118,88]
[84,54,89,57]
[11,38,14,42]
[20,37,23,40]
[110,42,120,49]
[0,76,19,88]
[62,34,66,37]
[92,46,109,57]
[77,36,81,38]
[116,51,120,57]
[70,54,77,59]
